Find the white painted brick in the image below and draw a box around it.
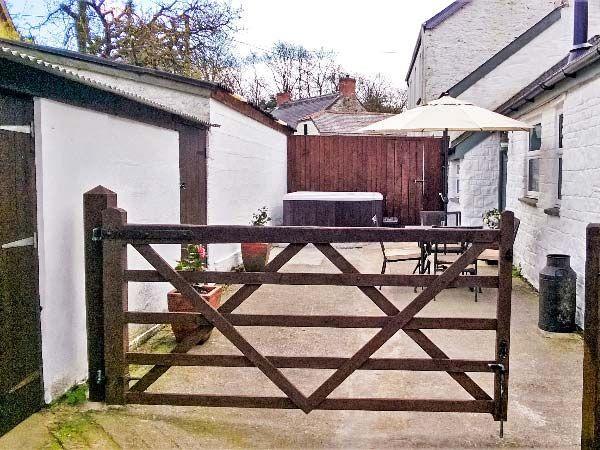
[506,76,600,327]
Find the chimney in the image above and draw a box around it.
[338,76,357,97]
[570,0,592,61]
[276,91,292,106]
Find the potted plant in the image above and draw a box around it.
[241,206,272,272]
[167,244,222,343]
[483,208,501,229]
[483,208,501,250]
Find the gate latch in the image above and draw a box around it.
[489,363,507,438]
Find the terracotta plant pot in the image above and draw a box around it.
[167,285,222,343]
[241,242,271,272]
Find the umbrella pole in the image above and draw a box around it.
[443,128,449,216]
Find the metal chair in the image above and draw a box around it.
[431,226,483,302]
[372,216,425,289]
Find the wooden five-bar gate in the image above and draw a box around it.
[87,188,514,430]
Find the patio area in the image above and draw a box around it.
[1,243,583,449]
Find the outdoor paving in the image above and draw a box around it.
[1,243,583,449]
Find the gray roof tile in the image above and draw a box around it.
[271,93,339,128]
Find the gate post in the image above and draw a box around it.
[582,224,600,449]
[83,186,117,402]
[102,207,129,405]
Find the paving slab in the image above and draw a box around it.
[1,244,583,449]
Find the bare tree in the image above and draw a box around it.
[39,0,241,81]
[356,73,407,113]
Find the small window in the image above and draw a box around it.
[529,123,542,151]
[303,123,308,135]
[558,114,564,149]
[558,157,563,200]
[528,159,540,192]
[456,179,460,194]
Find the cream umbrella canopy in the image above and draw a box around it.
[358,95,532,213]
[359,95,532,133]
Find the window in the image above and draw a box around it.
[456,163,460,194]
[528,159,540,192]
[527,122,542,196]
[303,123,308,135]
[557,112,564,202]
[558,157,563,200]
[530,123,542,151]
[558,114,564,149]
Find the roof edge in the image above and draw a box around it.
[0,37,227,93]
[424,0,472,30]
[498,38,600,116]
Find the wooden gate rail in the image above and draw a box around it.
[97,202,513,421]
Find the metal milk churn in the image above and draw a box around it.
[538,254,577,332]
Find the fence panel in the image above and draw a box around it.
[288,135,443,225]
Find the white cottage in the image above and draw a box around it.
[406,0,600,326]
[0,38,291,421]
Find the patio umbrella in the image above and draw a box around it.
[358,95,532,213]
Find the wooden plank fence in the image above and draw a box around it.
[287,135,444,225]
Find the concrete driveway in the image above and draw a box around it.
[1,244,583,449]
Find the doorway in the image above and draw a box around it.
[0,91,43,435]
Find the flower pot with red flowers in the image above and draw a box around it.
[241,206,272,272]
[167,244,222,344]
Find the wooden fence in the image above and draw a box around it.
[287,135,444,225]
[85,187,514,428]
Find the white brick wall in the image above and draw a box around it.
[460,4,600,111]
[508,75,600,327]
[411,0,558,106]
[452,134,501,226]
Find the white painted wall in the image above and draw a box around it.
[507,74,600,327]
[206,99,287,270]
[421,0,558,103]
[294,119,320,135]
[452,134,501,226]
[460,4,600,111]
[35,98,180,402]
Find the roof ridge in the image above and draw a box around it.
[276,92,339,109]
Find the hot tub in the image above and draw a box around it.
[283,192,383,227]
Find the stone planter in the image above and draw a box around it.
[241,242,271,272]
[167,285,222,343]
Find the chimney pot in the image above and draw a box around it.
[276,91,292,106]
[570,0,591,61]
[338,76,357,97]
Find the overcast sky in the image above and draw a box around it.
[9,0,452,88]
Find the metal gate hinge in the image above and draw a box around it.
[0,124,32,135]
[92,228,106,241]
[1,233,37,250]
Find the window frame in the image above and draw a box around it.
[526,122,543,198]
[556,111,564,204]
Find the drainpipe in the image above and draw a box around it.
[569,0,592,62]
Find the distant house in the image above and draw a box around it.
[272,76,387,134]
[0,0,19,39]
[0,37,291,410]
[296,111,394,135]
